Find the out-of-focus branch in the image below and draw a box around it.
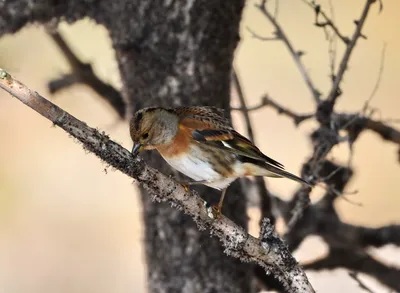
[255,0,321,103]
[232,69,255,141]
[326,0,377,104]
[231,69,274,225]
[348,272,375,293]
[0,69,315,293]
[303,249,400,292]
[232,95,313,126]
[337,114,400,146]
[301,0,349,44]
[48,31,126,118]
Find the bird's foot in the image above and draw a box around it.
[204,202,223,220]
[179,180,208,192]
[180,183,191,193]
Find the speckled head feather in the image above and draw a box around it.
[130,107,179,149]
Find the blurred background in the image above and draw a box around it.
[0,0,399,292]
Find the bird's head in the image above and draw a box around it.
[129,107,179,155]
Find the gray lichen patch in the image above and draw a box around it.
[0,68,9,79]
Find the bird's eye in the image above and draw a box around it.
[142,133,149,139]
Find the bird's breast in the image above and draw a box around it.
[160,143,238,190]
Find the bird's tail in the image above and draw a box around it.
[260,163,311,187]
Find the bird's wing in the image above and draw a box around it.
[174,106,232,130]
[175,106,285,170]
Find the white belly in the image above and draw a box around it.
[162,153,237,190]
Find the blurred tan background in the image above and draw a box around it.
[0,0,399,292]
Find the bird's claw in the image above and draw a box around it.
[181,183,190,192]
[204,202,223,220]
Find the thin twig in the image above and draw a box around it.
[0,68,315,293]
[48,30,126,118]
[348,271,375,293]
[246,27,280,41]
[231,69,274,224]
[232,69,255,141]
[301,0,349,44]
[327,0,377,103]
[284,188,311,237]
[363,43,387,111]
[255,0,321,103]
[232,95,313,126]
[327,0,338,81]
[303,249,400,291]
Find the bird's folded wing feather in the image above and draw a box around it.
[175,106,285,170]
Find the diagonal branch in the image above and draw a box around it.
[303,249,400,292]
[48,30,126,118]
[300,0,349,45]
[232,95,313,126]
[348,271,375,293]
[336,113,400,146]
[255,0,321,103]
[231,69,274,223]
[0,69,315,293]
[232,69,255,141]
[326,0,377,103]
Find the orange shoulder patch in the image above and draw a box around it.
[156,125,192,157]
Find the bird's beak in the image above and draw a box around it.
[131,143,143,156]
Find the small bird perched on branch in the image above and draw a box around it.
[130,106,310,218]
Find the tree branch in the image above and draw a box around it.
[326,0,377,103]
[255,0,321,103]
[48,30,126,118]
[303,249,400,292]
[0,69,315,293]
[348,271,375,293]
[300,0,349,45]
[232,95,313,126]
[336,113,400,146]
[232,69,255,141]
[231,70,275,223]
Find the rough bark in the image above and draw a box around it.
[109,1,251,292]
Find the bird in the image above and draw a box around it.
[130,106,310,218]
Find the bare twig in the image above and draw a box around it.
[0,69,315,293]
[283,188,311,237]
[48,30,126,118]
[232,95,313,126]
[246,27,280,41]
[363,43,387,110]
[301,0,349,45]
[327,0,377,103]
[231,69,274,223]
[327,0,338,81]
[337,114,400,145]
[232,69,255,141]
[255,0,321,103]
[303,249,400,291]
[348,271,375,293]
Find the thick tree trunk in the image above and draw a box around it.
[0,1,252,292]
[111,1,252,292]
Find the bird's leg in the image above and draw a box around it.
[179,180,208,192]
[207,188,227,219]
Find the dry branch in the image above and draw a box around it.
[303,249,400,291]
[0,68,315,293]
[326,0,377,104]
[255,0,321,103]
[231,95,313,126]
[301,0,349,44]
[48,31,126,118]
